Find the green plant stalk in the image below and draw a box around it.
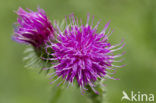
[50,87,63,103]
[86,80,107,103]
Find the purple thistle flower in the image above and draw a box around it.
[47,14,125,94]
[12,7,54,48]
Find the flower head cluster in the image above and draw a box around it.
[13,7,54,47]
[12,7,125,94]
[46,14,125,94]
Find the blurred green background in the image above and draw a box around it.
[0,0,156,103]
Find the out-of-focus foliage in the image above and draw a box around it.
[0,0,155,103]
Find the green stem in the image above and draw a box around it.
[50,87,62,103]
[86,81,107,103]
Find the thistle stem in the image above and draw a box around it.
[50,87,62,103]
[86,82,107,103]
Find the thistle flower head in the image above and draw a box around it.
[46,14,125,94]
[12,7,54,47]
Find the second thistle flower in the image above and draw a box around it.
[13,7,54,48]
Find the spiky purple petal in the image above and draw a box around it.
[47,14,125,93]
